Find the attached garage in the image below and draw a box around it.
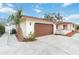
[19,16,55,42]
[35,23,53,37]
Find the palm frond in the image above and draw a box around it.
[8,9,23,25]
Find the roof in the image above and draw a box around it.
[22,16,44,19]
[21,16,49,21]
[21,16,76,25]
[55,22,76,25]
[20,16,55,24]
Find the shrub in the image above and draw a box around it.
[76,26,79,30]
[28,32,36,41]
[0,24,5,35]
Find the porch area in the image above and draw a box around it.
[55,22,76,37]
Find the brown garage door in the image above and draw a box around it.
[35,23,53,37]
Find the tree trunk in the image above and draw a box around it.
[16,24,24,41]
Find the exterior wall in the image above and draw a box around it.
[20,16,76,38]
[56,24,75,31]
[57,24,63,30]
[68,24,71,30]
[20,18,55,38]
[53,24,56,34]
[67,24,75,31]
[72,24,76,30]
[26,21,35,37]
[20,18,76,38]
[20,21,35,38]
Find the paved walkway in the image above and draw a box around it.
[0,33,79,55]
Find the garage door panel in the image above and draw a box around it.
[35,23,53,37]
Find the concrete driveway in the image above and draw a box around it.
[36,33,79,55]
[0,33,79,55]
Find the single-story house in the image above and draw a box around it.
[16,16,76,41]
[17,16,55,41]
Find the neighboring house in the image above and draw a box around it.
[17,16,76,41]
[55,22,76,35]
[5,22,16,34]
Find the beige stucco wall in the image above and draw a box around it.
[20,18,55,38]
[67,24,75,31]
[25,21,35,37]
[57,24,63,30]
[20,17,76,38]
[56,24,75,31]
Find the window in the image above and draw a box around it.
[63,25,67,30]
[56,25,58,29]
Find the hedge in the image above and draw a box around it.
[0,24,5,35]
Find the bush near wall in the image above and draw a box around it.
[76,26,79,30]
[0,24,5,35]
[75,26,79,33]
[28,32,36,41]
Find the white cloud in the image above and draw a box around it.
[0,7,16,14]
[0,3,3,6]
[32,4,42,13]
[6,3,14,7]
[65,14,79,20]
[0,3,3,8]
[33,9,41,13]
[0,3,16,14]
[62,3,72,7]
[32,4,40,8]
[65,14,79,24]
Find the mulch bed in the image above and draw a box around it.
[15,34,37,42]
[22,38,37,42]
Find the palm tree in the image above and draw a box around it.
[8,9,24,41]
[9,9,22,25]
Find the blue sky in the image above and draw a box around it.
[0,3,79,24]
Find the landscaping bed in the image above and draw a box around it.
[66,31,75,37]
[16,32,36,42]
[22,38,37,42]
